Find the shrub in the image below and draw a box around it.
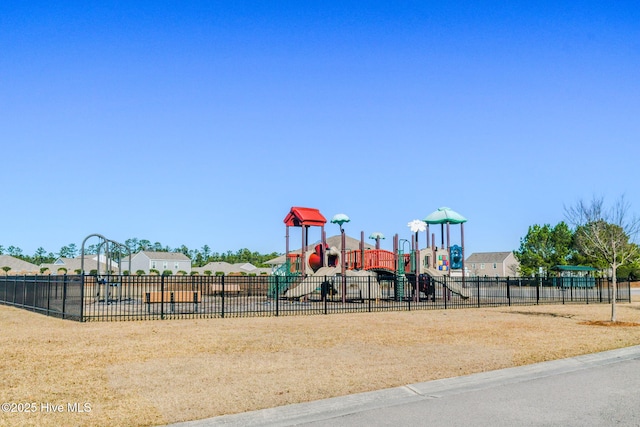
[204,270,212,276]
[177,270,187,275]
[57,268,67,274]
[190,271,199,275]
[162,270,173,276]
[215,271,224,276]
[149,269,159,275]
[136,270,146,276]
[122,270,130,276]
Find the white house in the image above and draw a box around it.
[120,251,192,274]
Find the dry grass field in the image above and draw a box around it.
[1,299,640,427]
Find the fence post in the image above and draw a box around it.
[626,276,632,302]
[536,279,540,305]
[80,274,85,321]
[443,280,447,310]
[275,275,279,317]
[62,275,68,320]
[586,277,589,305]
[160,274,165,320]
[368,276,371,313]
[31,276,37,308]
[194,291,199,313]
[221,275,226,318]
[506,277,511,306]
[476,276,480,308]
[47,275,51,314]
[570,276,574,302]
[601,278,604,303]
[21,276,26,308]
[12,276,17,305]
[323,276,328,315]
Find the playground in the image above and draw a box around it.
[0,206,629,322]
[273,206,471,304]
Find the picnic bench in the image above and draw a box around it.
[145,290,201,303]
[209,283,241,296]
[144,291,201,313]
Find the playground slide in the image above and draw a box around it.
[444,280,471,299]
[285,267,340,298]
[425,268,471,299]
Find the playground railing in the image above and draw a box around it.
[0,274,631,322]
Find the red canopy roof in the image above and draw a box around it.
[283,207,327,227]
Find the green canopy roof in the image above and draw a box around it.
[424,207,467,224]
[551,265,597,272]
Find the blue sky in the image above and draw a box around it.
[1,1,639,257]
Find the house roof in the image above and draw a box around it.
[465,252,515,263]
[0,255,39,273]
[283,206,327,227]
[192,261,270,275]
[136,251,191,261]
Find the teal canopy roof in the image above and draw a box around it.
[551,265,597,272]
[424,207,467,224]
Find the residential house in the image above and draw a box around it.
[465,252,520,277]
[0,255,39,275]
[120,251,192,275]
[192,261,271,276]
[40,255,119,275]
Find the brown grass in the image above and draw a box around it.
[2,301,640,427]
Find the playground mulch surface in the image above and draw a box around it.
[2,300,640,427]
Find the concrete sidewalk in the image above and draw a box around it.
[168,345,640,427]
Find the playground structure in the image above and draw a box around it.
[80,233,132,303]
[271,206,471,302]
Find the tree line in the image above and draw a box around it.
[0,238,282,268]
[515,196,640,279]
[516,195,640,323]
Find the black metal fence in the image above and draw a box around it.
[0,275,84,321]
[0,274,632,322]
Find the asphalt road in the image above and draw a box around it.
[169,345,640,427]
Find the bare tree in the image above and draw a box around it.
[565,195,640,322]
[507,262,521,277]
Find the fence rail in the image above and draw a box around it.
[0,274,631,322]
